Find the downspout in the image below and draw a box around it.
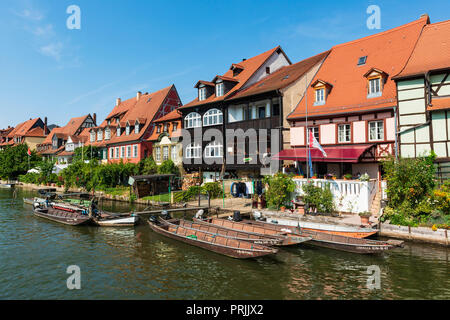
[394,106,399,160]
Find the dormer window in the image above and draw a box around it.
[135,121,140,134]
[163,123,169,132]
[199,87,207,101]
[216,81,224,97]
[156,125,161,133]
[311,80,332,106]
[105,128,111,140]
[126,124,130,135]
[97,130,103,141]
[364,68,387,99]
[173,122,178,131]
[90,131,95,142]
[315,88,325,105]
[117,127,121,137]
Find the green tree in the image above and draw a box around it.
[138,156,158,175]
[73,146,102,162]
[158,159,179,175]
[0,144,41,179]
[263,173,296,209]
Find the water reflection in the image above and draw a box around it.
[0,188,448,299]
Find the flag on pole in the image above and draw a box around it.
[309,130,327,157]
[27,148,31,156]
[308,148,313,178]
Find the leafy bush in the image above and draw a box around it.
[302,182,334,213]
[158,159,179,175]
[138,156,158,175]
[202,182,223,199]
[180,186,202,202]
[0,144,41,179]
[263,173,296,209]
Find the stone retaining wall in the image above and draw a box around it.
[379,223,449,246]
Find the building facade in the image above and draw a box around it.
[0,118,49,151]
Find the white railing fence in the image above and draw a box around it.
[293,178,378,214]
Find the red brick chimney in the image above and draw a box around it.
[44,117,48,135]
[93,113,97,125]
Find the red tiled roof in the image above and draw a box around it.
[153,109,182,123]
[288,16,428,120]
[228,50,330,101]
[182,46,288,109]
[395,19,450,79]
[40,115,90,145]
[26,127,46,137]
[87,85,175,146]
[7,118,41,138]
[428,97,450,111]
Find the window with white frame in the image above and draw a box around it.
[163,146,169,161]
[171,146,177,160]
[133,145,138,158]
[314,88,325,105]
[173,122,178,132]
[309,127,319,141]
[115,147,119,159]
[105,128,111,140]
[185,143,201,158]
[90,131,95,142]
[184,112,202,128]
[163,123,169,132]
[126,124,130,135]
[369,120,384,141]
[199,87,207,101]
[368,78,382,97]
[338,124,351,143]
[155,147,161,161]
[156,125,161,133]
[97,130,103,141]
[121,146,125,158]
[127,146,131,158]
[135,123,140,134]
[216,81,224,97]
[203,108,223,126]
[204,140,223,158]
[117,127,121,137]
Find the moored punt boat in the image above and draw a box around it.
[259,216,378,238]
[93,212,139,227]
[148,217,278,259]
[242,219,397,254]
[194,217,311,246]
[23,197,46,205]
[0,183,14,188]
[33,206,92,226]
[178,219,283,246]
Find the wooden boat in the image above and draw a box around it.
[193,217,311,246]
[37,188,56,196]
[0,183,14,188]
[243,219,396,254]
[148,217,278,259]
[33,206,92,226]
[23,197,46,205]
[178,219,283,246]
[260,216,378,238]
[93,212,139,227]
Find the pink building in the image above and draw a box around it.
[281,16,429,181]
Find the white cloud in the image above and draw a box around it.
[14,8,44,21]
[39,42,63,61]
[32,24,54,37]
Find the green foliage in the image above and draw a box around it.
[158,159,179,175]
[202,182,223,199]
[181,186,202,202]
[138,156,158,175]
[302,182,335,213]
[263,173,296,210]
[383,153,436,208]
[0,144,41,179]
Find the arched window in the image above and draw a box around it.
[184,112,201,129]
[204,140,223,158]
[203,108,223,126]
[185,143,201,159]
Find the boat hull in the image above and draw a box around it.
[94,215,139,227]
[262,217,378,238]
[245,219,395,254]
[195,218,311,246]
[33,208,92,226]
[148,218,278,259]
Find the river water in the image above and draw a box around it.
[0,188,448,300]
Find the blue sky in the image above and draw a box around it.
[0,0,449,129]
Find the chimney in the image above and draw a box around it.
[44,117,48,135]
[116,98,121,106]
[93,113,97,125]
[242,58,246,61]
[137,91,142,101]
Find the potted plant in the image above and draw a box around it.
[359,211,372,225]
[325,173,334,180]
[280,206,286,212]
[343,173,352,180]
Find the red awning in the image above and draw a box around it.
[272,145,375,163]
